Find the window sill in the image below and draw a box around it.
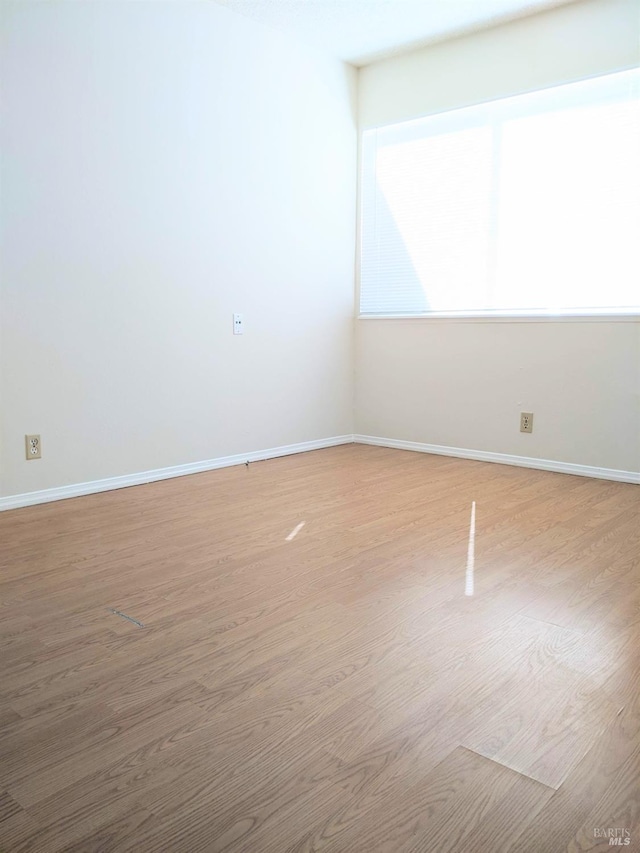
[358,312,640,323]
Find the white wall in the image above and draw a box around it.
[2,0,638,504]
[356,0,640,475]
[0,0,357,499]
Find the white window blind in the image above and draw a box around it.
[360,68,640,317]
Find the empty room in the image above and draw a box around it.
[1,0,639,850]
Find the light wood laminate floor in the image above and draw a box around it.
[0,444,638,852]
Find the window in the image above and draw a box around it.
[359,68,640,317]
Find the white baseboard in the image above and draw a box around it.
[354,434,640,485]
[0,435,355,512]
[2,432,636,511]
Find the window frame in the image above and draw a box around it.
[357,68,640,322]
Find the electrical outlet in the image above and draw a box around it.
[520,412,533,433]
[25,434,41,459]
[233,313,244,335]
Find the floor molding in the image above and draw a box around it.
[3,432,637,511]
[0,435,355,511]
[354,434,640,485]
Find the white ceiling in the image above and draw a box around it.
[211,0,578,66]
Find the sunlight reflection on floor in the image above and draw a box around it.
[465,501,476,596]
